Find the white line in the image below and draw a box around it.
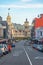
[24,48,32,65]
[35,56,43,59]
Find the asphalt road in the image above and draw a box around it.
[0,40,43,65]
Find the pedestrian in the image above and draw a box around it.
[8,40,12,52]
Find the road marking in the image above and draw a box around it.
[13,50,23,56]
[24,48,32,65]
[13,52,19,56]
[28,47,32,51]
[13,54,19,56]
[35,57,43,59]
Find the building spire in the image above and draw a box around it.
[26,18,27,21]
[8,13,9,16]
[8,8,10,16]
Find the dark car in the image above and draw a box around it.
[11,44,15,47]
[0,50,3,57]
[32,39,38,44]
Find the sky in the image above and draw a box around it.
[0,0,43,25]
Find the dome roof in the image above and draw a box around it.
[24,18,29,23]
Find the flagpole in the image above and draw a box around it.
[8,8,10,15]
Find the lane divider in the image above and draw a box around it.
[35,56,43,59]
[24,48,32,65]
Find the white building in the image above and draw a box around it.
[35,27,43,39]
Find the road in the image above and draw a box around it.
[0,40,43,65]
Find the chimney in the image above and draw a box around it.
[40,14,43,18]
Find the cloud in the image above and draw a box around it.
[0,4,43,8]
[21,0,32,2]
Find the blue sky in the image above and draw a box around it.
[0,0,43,25]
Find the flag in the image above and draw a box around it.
[8,8,10,10]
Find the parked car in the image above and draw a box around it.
[0,44,8,55]
[32,40,43,52]
[28,40,32,45]
[0,50,3,57]
[3,44,9,54]
[37,44,43,52]
[11,43,15,47]
[0,45,3,56]
[31,39,38,44]
[32,44,37,49]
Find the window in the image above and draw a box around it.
[40,31,42,36]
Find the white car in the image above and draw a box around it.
[0,44,8,55]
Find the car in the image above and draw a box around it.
[37,44,43,52]
[0,44,8,55]
[32,44,37,49]
[11,43,15,47]
[31,39,38,44]
[0,45,3,56]
[0,50,3,57]
[28,40,32,45]
[15,40,19,42]
[3,44,9,54]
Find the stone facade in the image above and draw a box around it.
[0,16,8,39]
